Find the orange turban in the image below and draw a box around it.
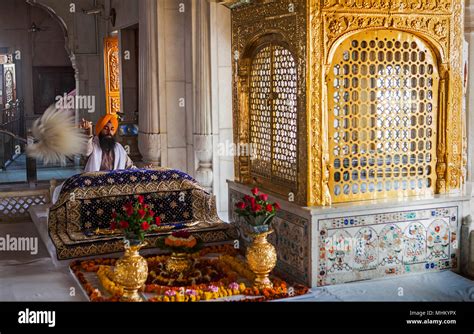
[95,114,119,136]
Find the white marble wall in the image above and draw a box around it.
[210,3,233,221]
[158,0,193,173]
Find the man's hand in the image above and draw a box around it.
[79,118,92,130]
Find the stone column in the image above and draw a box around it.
[193,0,213,192]
[71,54,82,166]
[138,0,161,165]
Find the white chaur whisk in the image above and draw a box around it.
[25,104,87,165]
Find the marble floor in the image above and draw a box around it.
[0,221,86,301]
[1,219,474,302]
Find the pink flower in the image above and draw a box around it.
[208,285,219,293]
[259,194,268,201]
[228,282,239,290]
[185,289,198,296]
[164,290,176,297]
[141,222,150,231]
[251,187,259,195]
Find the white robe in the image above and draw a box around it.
[84,136,128,172]
[52,137,130,204]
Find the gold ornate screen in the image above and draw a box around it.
[328,30,439,202]
[249,44,298,187]
[231,0,464,207]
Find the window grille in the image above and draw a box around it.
[249,44,298,187]
[328,30,439,202]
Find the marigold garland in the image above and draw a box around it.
[70,244,309,302]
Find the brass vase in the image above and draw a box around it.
[165,252,191,273]
[245,229,277,289]
[113,240,148,302]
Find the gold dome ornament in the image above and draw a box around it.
[113,240,148,302]
[245,229,277,289]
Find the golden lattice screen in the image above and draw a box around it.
[328,30,439,203]
[249,44,298,187]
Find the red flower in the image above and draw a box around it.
[253,204,262,212]
[155,217,161,225]
[137,195,145,204]
[259,194,268,201]
[141,222,150,231]
[236,202,246,209]
[274,202,281,210]
[266,204,273,212]
[120,221,129,229]
[251,187,259,195]
[111,212,117,219]
[125,206,134,216]
[148,210,155,217]
[138,209,146,219]
[172,230,191,238]
[110,222,116,230]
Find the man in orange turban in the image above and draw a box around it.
[80,114,136,172]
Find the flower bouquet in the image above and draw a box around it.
[110,194,162,245]
[234,187,280,233]
[109,194,161,301]
[155,230,201,254]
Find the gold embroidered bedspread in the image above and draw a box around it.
[48,168,234,260]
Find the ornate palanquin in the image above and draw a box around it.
[49,168,235,260]
[230,0,465,206]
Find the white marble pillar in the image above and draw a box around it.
[138,0,161,165]
[193,0,213,192]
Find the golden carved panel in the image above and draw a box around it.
[231,0,464,206]
[104,37,121,115]
[323,0,452,13]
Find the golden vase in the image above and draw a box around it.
[165,252,192,273]
[245,229,277,289]
[113,241,148,302]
